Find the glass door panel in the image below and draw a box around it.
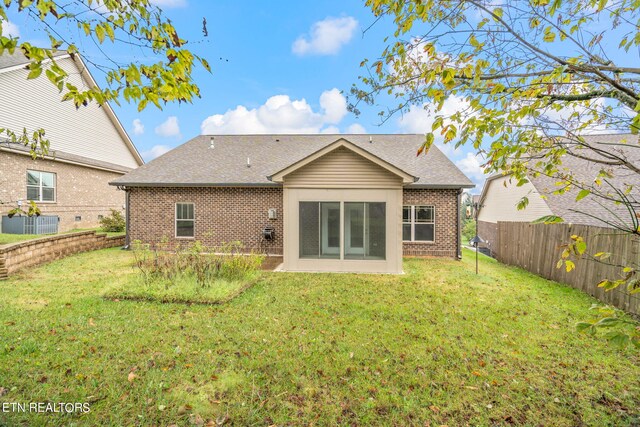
[345,203,364,257]
[344,202,386,260]
[320,202,340,258]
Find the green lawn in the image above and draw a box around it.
[0,248,638,426]
[105,273,259,305]
[0,228,124,246]
[0,232,45,245]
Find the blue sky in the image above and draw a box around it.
[4,0,487,191]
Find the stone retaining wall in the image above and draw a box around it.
[0,231,125,279]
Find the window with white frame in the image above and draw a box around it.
[26,170,56,202]
[403,205,435,242]
[175,203,195,238]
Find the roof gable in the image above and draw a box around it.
[0,51,143,169]
[477,173,553,223]
[269,138,416,184]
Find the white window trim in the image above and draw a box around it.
[26,170,56,203]
[402,205,435,243]
[175,202,195,239]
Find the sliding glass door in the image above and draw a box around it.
[299,202,340,259]
[300,201,385,260]
[344,202,385,260]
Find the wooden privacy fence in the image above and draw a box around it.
[496,222,640,316]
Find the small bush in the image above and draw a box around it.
[130,239,264,290]
[462,219,476,244]
[100,209,126,232]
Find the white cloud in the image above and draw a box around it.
[142,144,172,161]
[200,89,350,134]
[292,16,358,56]
[1,20,19,38]
[396,95,472,155]
[346,123,366,134]
[150,0,187,8]
[321,126,340,134]
[155,116,181,138]
[532,97,614,135]
[132,119,144,136]
[456,152,487,184]
[319,88,348,124]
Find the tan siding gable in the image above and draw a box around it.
[478,175,553,223]
[283,146,403,188]
[0,57,139,169]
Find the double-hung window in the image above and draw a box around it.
[175,203,195,238]
[403,205,435,242]
[26,170,56,202]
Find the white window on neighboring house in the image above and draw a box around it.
[175,203,195,238]
[402,205,435,242]
[26,170,56,202]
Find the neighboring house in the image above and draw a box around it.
[477,134,640,257]
[111,134,474,274]
[0,51,143,232]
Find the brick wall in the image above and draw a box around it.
[127,186,460,258]
[402,188,460,258]
[478,220,498,257]
[0,151,126,232]
[0,231,125,279]
[128,187,284,255]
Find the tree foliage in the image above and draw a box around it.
[0,0,210,154]
[354,0,640,346]
[354,0,640,186]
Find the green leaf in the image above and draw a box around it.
[576,189,590,201]
[432,116,444,131]
[605,332,630,347]
[95,24,105,43]
[27,65,42,79]
[532,215,564,224]
[594,317,620,327]
[516,196,529,210]
[543,27,556,43]
[575,322,593,332]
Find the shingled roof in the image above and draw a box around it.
[111,134,474,189]
[0,50,67,71]
[480,133,640,227]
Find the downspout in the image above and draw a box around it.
[457,188,463,260]
[124,187,131,249]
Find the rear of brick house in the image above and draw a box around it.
[112,135,474,273]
